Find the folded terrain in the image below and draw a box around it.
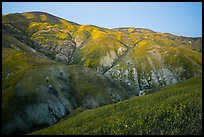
[2,49,130,134]
[2,11,202,135]
[2,12,202,95]
[30,77,202,135]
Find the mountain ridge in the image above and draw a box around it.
[2,11,202,94]
[2,11,202,135]
[3,11,202,38]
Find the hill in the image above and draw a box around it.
[2,49,131,135]
[30,77,202,135]
[2,12,202,95]
[2,11,202,135]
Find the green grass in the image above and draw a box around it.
[2,12,203,135]
[2,48,54,126]
[30,76,202,135]
[2,48,131,135]
[3,13,202,76]
[79,34,127,69]
[2,14,27,23]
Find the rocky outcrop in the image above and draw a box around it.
[2,12,202,135]
[35,41,75,64]
[2,64,131,135]
[31,28,76,64]
[105,66,180,95]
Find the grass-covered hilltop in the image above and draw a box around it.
[2,12,202,135]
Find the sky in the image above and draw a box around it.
[2,2,202,37]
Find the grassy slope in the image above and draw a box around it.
[2,48,54,121]
[104,38,202,91]
[2,48,129,111]
[2,48,132,135]
[30,76,202,135]
[2,12,202,135]
[2,13,202,73]
[2,49,55,135]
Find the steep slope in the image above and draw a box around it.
[2,12,202,96]
[30,77,202,135]
[104,38,202,95]
[2,49,131,135]
[2,12,78,64]
[2,12,202,135]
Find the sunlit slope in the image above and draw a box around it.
[2,49,132,135]
[2,11,202,135]
[30,76,202,135]
[2,11,202,100]
[104,38,202,95]
[2,12,201,71]
[2,12,78,64]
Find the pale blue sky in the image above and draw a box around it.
[2,2,202,37]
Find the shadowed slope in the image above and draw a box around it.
[30,77,202,135]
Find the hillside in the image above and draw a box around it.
[30,77,202,135]
[2,12,202,96]
[2,49,132,135]
[2,11,202,135]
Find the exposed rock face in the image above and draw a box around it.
[104,50,189,95]
[35,41,75,64]
[99,50,117,67]
[2,12,202,135]
[73,30,90,48]
[2,64,131,135]
[31,28,76,64]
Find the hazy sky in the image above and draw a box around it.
[2,2,202,37]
